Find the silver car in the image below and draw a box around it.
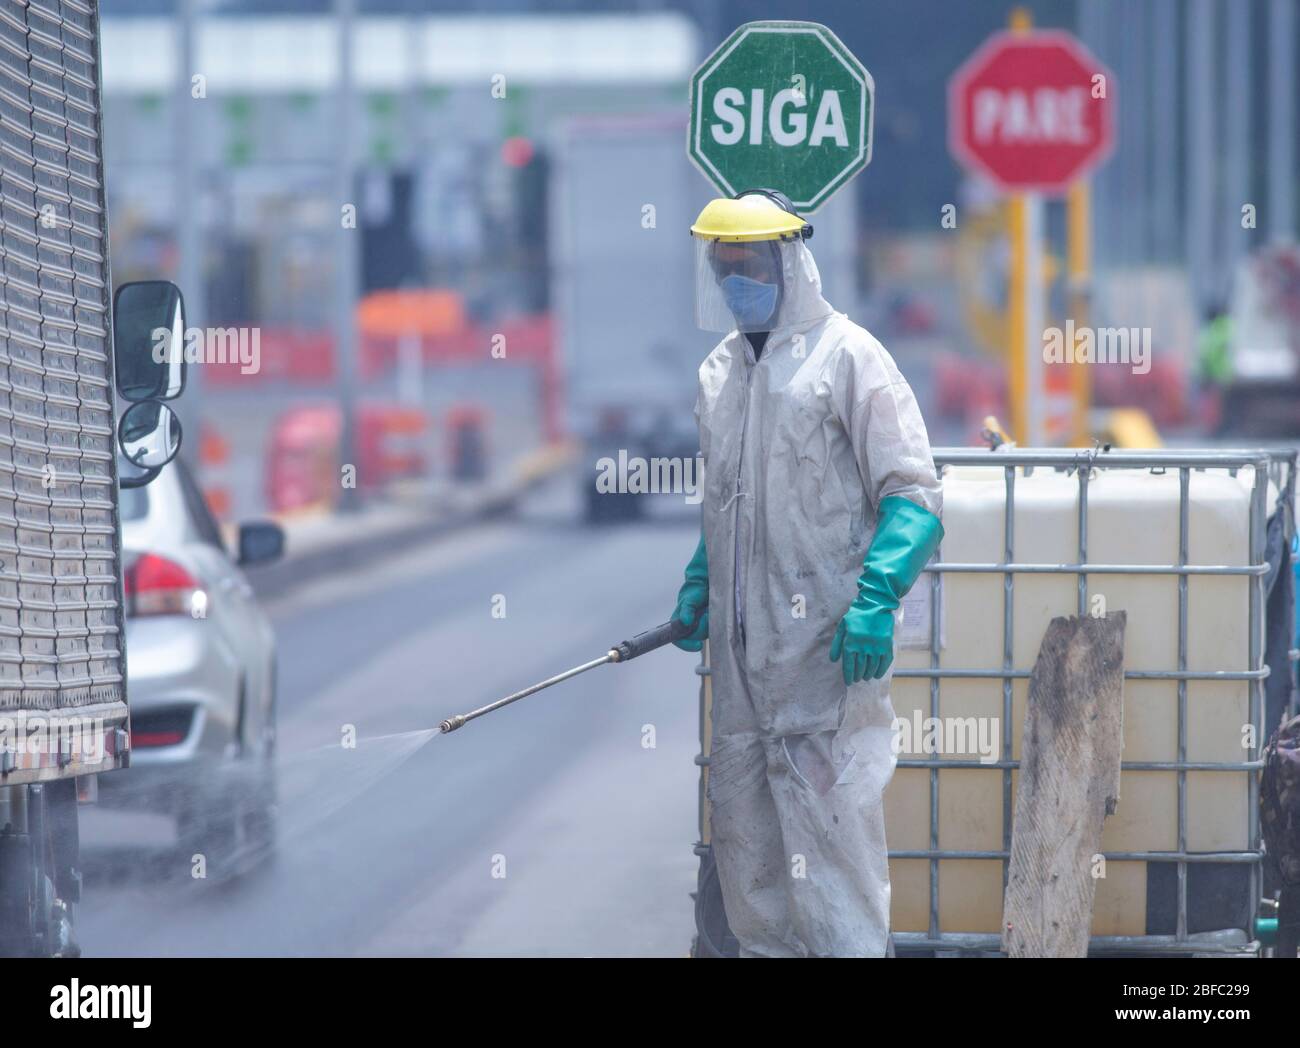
[97,456,283,870]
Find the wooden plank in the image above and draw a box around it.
[1003,612,1126,957]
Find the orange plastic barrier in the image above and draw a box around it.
[265,403,430,513]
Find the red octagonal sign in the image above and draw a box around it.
[949,30,1114,195]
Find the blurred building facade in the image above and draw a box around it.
[95,0,1300,511]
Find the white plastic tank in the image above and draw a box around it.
[886,457,1268,939]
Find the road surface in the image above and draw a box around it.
[78,478,703,956]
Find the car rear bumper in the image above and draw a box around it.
[98,616,241,813]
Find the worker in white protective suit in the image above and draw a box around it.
[670,189,944,958]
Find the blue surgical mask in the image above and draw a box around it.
[720,274,778,329]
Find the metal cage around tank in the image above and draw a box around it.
[694,446,1298,957]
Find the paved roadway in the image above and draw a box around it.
[78,478,703,956]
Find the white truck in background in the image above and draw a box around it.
[549,113,858,523]
[1216,242,1300,436]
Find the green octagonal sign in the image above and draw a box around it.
[688,21,874,213]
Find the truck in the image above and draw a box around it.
[549,112,858,523]
[0,0,188,957]
[1210,242,1300,436]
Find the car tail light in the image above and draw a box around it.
[131,729,185,747]
[130,707,195,749]
[123,553,205,618]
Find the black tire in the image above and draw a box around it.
[239,770,276,868]
[583,484,610,525]
[176,788,239,880]
[245,671,278,860]
[617,491,645,521]
[178,675,277,878]
[584,479,647,525]
[0,830,34,956]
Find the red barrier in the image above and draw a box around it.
[203,329,335,386]
[202,314,556,439]
[265,403,430,513]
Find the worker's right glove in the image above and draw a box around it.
[830,495,944,685]
[671,534,709,652]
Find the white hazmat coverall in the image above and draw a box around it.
[695,239,942,957]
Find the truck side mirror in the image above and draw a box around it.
[113,281,187,402]
[118,400,183,475]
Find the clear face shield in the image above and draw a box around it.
[694,237,790,333]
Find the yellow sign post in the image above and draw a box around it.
[1007,9,1037,445]
[1067,180,1092,445]
[951,6,1113,445]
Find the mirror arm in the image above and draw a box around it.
[119,466,161,490]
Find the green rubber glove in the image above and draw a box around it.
[830,495,944,685]
[672,534,709,652]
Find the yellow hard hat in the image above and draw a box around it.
[690,190,813,243]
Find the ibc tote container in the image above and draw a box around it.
[693,447,1297,957]
[886,447,1294,955]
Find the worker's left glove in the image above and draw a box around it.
[831,496,944,686]
[672,534,709,652]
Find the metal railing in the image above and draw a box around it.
[889,446,1297,955]
[693,446,1297,955]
